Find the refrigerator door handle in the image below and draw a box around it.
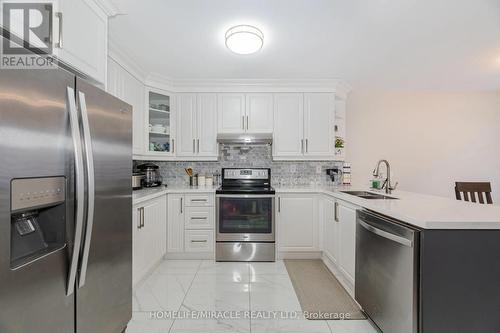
[77,92,95,288]
[66,86,85,296]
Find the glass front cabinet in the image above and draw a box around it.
[145,87,175,156]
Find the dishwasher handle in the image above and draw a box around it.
[358,219,413,247]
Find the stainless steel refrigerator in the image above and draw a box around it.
[0,43,133,332]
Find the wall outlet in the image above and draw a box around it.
[290,164,297,173]
[316,165,322,174]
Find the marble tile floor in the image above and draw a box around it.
[127,260,379,333]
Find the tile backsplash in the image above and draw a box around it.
[134,145,344,187]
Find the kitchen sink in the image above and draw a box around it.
[341,191,398,200]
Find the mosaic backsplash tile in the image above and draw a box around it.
[134,145,344,187]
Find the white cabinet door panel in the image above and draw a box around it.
[338,202,356,284]
[217,93,245,133]
[323,197,338,263]
[176,94,197,157]
[167,194,184,253]
[56,0,107,84]
[197,94,218,157]
[304,93,335,157]
[278,194,318,251]
[273,94,304,158]
[246,93,273,133]
[143,196,167,266]
[184,230,214,253]
[185,207,214,230]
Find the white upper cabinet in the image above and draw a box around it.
[146,87,175,156]
[54,0,108,84]
[107,57,144,155]
[217,93,245,133]
[218,93,274,134]
[176,94,197,157]
[177,93,218,159]
[273,93,304,158]
[304,93,335,157]
[273,93,336,160]
[196,94,218,157]
[245,93,274,133]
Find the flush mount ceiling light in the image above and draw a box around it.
[225,25,264,55]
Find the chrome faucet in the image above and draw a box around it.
[373,159,398,194]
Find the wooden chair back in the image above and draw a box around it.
[455,182,493,204]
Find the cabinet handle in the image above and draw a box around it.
[242,116,245,130]
[306,139,309,153]
[193,139,195,153]
[172,139,175,153]
[191,217,208,220]
[197,139,200,153]
[246,115,249,130]
[278,197,281,213]
[191,199,207,202]
[180,197,183,214]
[334,202,339,222]
[137,208,142,229]
[301,139,304,154]
[55,12,63,48]
[191,239,208,243]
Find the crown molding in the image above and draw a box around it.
[145,75,352,95]
[144,73,175,92]
[108,38,147,82]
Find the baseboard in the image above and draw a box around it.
[165,252,214,260]
[278,251,322,259]
[321,253,354,297]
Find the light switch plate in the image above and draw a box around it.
[316,165,322,174]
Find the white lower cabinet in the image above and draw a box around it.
[337,200,357,285]
[167,194,185,253]
[132,195,167,286]
[166,193,215,258]
[322,196,339,263]
[321,196,358,294]
[184,230,214,253]
[277,194,319,254]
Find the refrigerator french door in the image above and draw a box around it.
[0,66,132,332]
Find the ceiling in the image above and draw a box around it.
[109,0,500,90]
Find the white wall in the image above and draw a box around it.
[346,91,500,201]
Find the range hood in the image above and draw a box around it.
[217,133,273,145]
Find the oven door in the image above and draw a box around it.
[216,195,275,242]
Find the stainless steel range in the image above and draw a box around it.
[216,168,275,262]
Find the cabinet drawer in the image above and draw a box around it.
[185,194,214,207]
[184,230,214,253]
[185,207,214,229]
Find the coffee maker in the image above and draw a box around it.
[136,163,163,187]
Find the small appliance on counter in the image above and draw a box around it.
[136,163,163,187]
[132,172,144,190]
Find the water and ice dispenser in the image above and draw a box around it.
[10,177,66,269]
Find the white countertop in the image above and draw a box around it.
[133,185,500,230]
[133,185,216,205]
[276,186,500,230]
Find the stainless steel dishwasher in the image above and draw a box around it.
[355,210,420,333]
